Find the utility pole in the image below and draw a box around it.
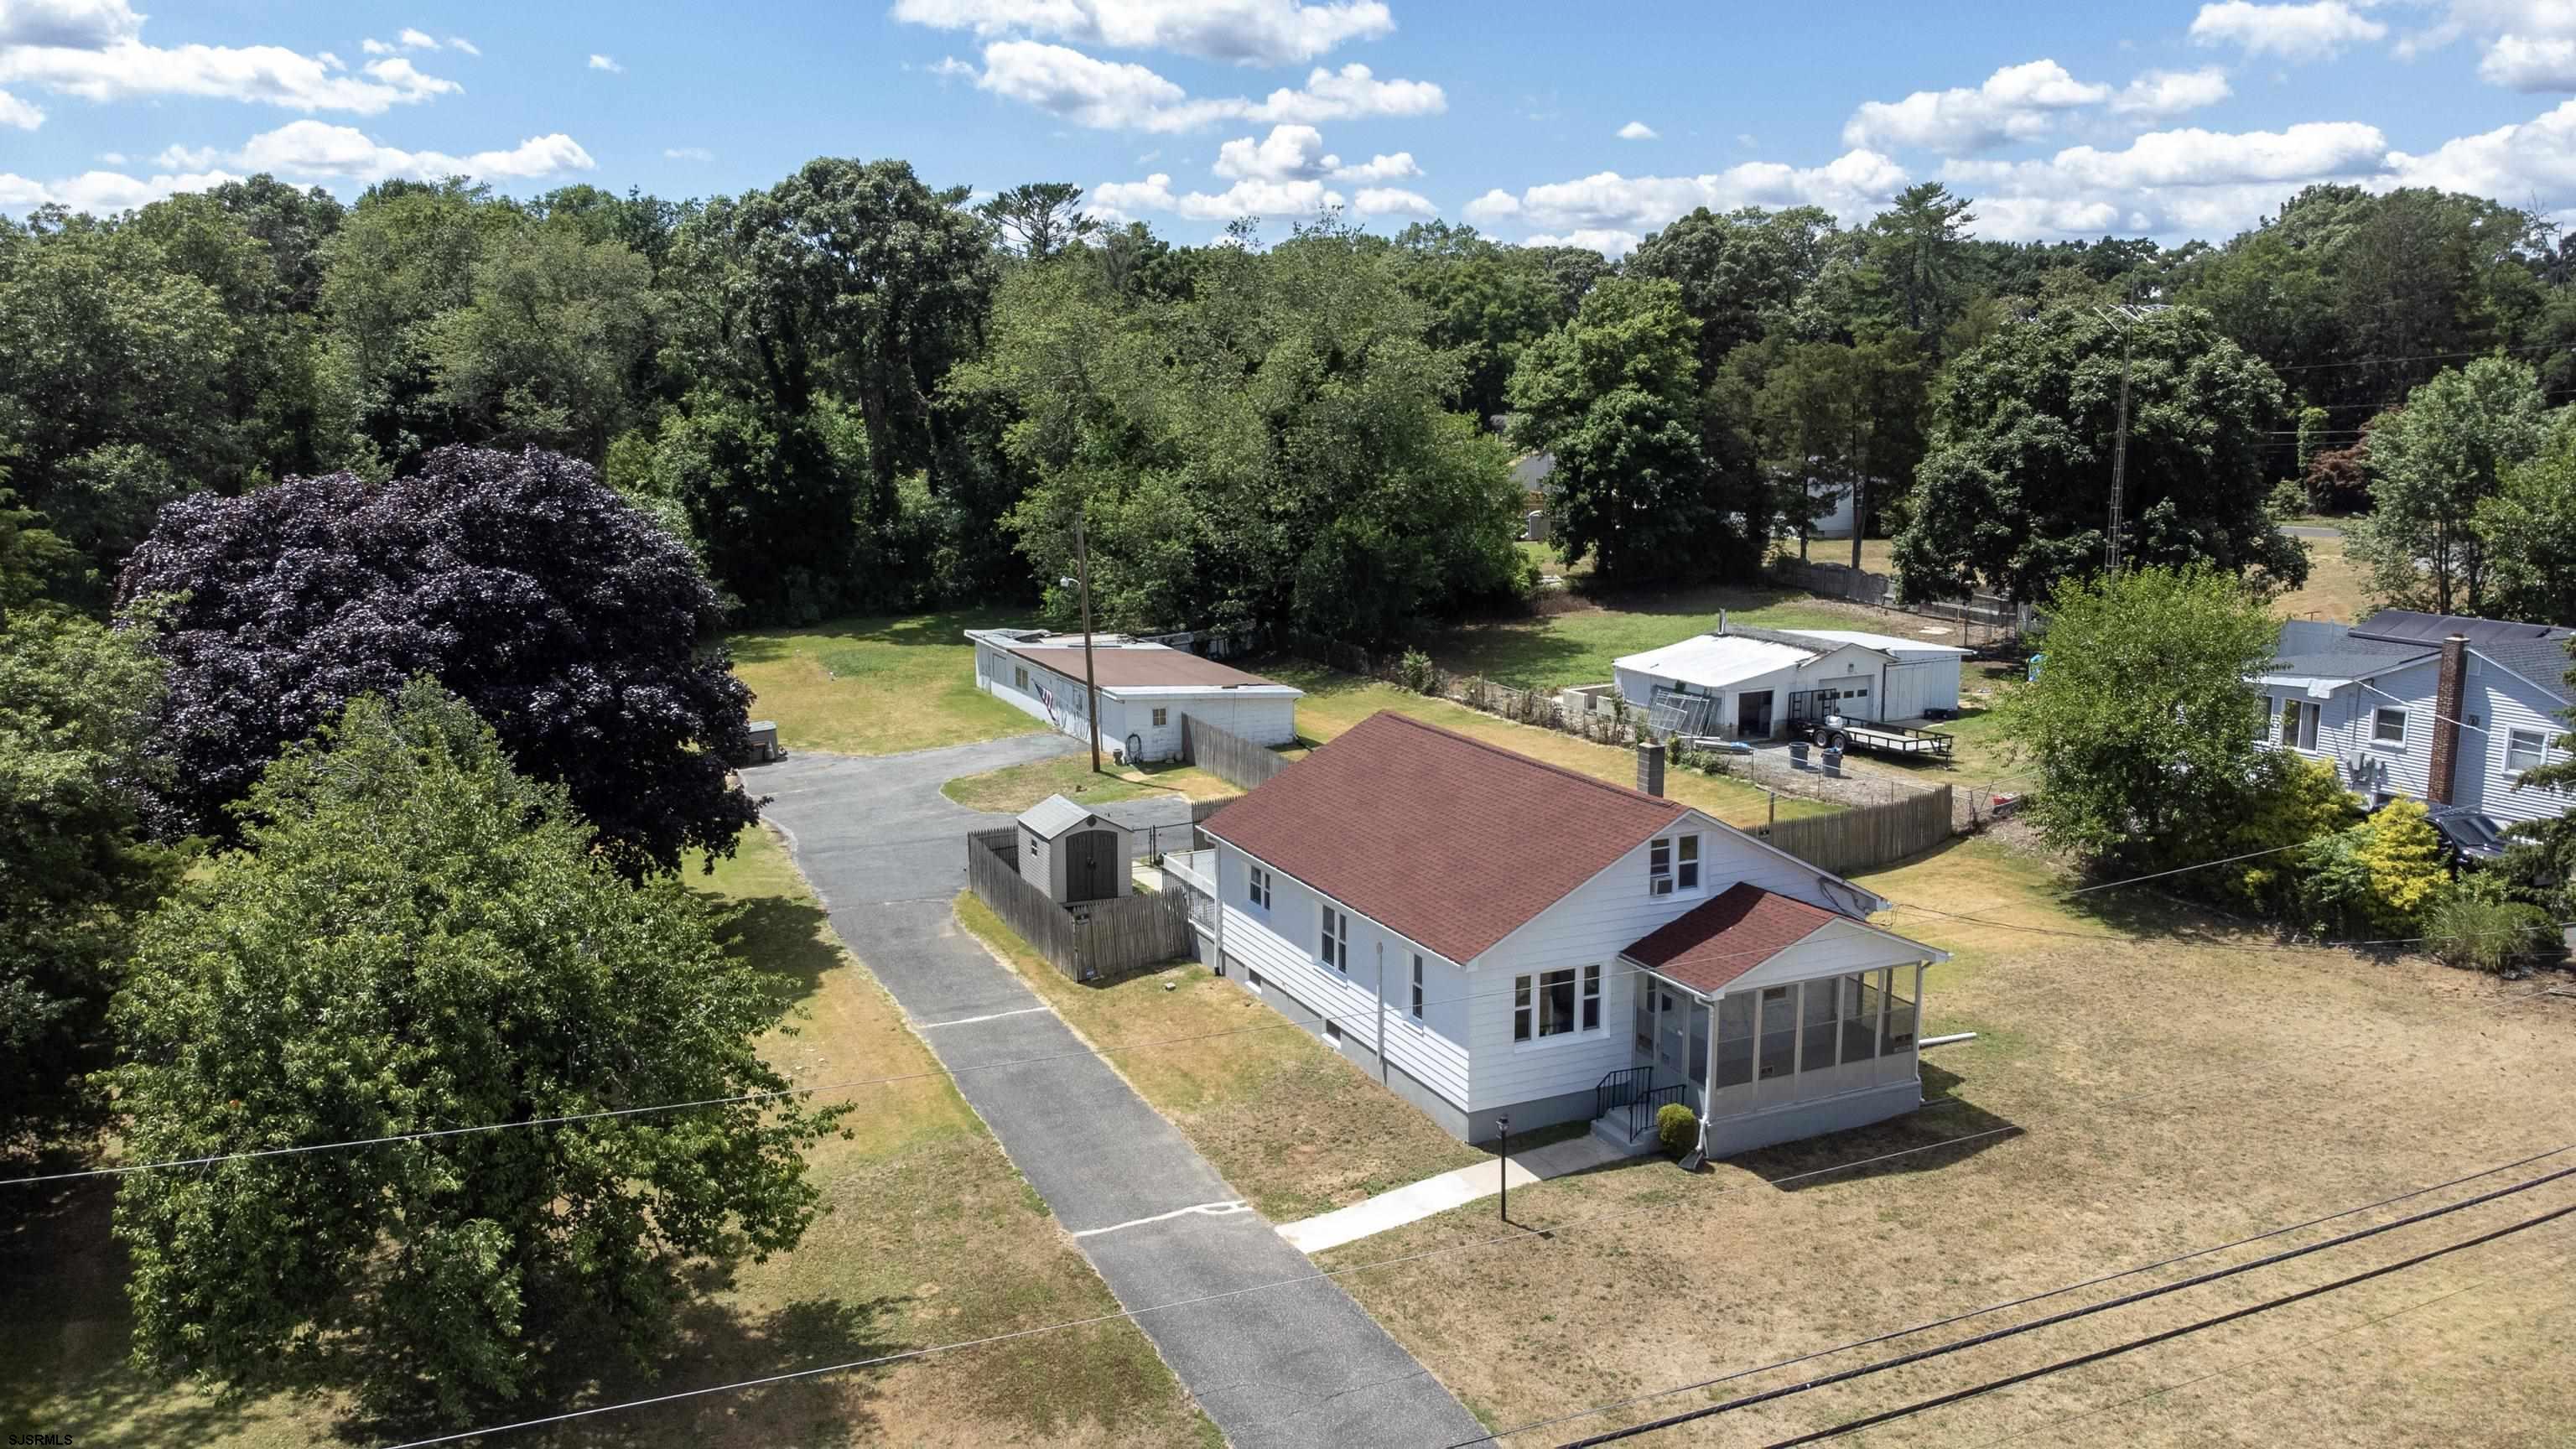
[2096,304,2168,574]
[1072,507,1104,774]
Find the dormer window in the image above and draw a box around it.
[1649,833,1701,896]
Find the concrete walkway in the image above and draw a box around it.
[747,736,1484,1449]
[1279,1131,1642,1255]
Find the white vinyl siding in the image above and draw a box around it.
[974,645,1298,764]
[1213,844,1470,1107]
[1464,817,1852,1113]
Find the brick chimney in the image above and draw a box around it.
[2428,633,2467,807]
[1636,740,1665,797]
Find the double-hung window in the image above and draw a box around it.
[1512,964,1601,1041]
[1246,865,1270,910]
[2508,729,2549,775]
[2372,708,2407,746]
[2277,698,2319,751]
[1013,666,1030,692]
[1410,954,1425,1019]
[1151,707,1169,727]
[1649,834,1701,895]
[1318,906,1348,973]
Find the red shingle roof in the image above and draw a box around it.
[1000,643,1284,691]
[1621,883,1839,995]
[1201,710,1688,963]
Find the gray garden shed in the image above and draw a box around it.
[1015,794,1135,906]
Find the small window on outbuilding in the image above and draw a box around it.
[1014,666,1030,691]
[2372,708,2407,745]
[1151,707,1169,727]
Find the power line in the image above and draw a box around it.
[1459,1140,2576,1444]
[1550,1161,2576,1446]
[1737,1201,2576,1449]
[366,1109,2058,1449]
[1965,1234,2576,1448]
[2266,341,2572,375]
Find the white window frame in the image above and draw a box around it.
[2371,707,2407,747]
[1649,834,1701,896]
[1319,905,1348,973]
[1013,665,1030,692]
[1246,865,1270,910]
[2507,728,2549,776]
[1410,953,1425,1020]
[1513,964,1602,1043]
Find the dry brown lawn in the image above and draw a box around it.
[940,750,1237,813]
[0,828,1216,1449]
[1317,838,2576,1446]
[2277,533,2374,624]
[956,893,1487,1223]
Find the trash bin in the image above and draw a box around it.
[1822,746,1843,776]
[1789,740,1810,766]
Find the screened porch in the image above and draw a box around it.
[1628,963,1924,1122]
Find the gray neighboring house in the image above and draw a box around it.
[2255,610,2573,826]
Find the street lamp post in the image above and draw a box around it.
[1496,1114,1511,1222]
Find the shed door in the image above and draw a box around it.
[1065,828,1121,903]
[1882,660,1945,721]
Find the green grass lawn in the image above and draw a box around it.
[956,895,1485,1223]
[1421,583,1902,693]
[727,606,1044,757]
[941,751,1237,813]
[1265,662,1834,828]
[0,828,1216,1449]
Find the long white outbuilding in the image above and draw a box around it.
[966,628,1302,763]
[1612,622,1968,740]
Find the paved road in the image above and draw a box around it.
[749,735,1484,1449]
[2284,523,2344,539]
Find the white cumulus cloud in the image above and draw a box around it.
[1332,150,1418,180]
[1480,149,1910,248]
[1939,120,2390,238]
[1089,169,1344,222]
[965,40,1439,131]
[1214,122,1333,179]
[2188,1,2388,60]
[0,2,461,114]
[889,0,1393,65]
[0,85,39,127]
[1353,184,1433,216]
[588,53,622,73]
[1843,59,2110,153]
[1617,120,1657,140]
[663,145,713,161]
[2110,65,2235,117]
[2480,32,2576,88]
[2386,96,2576,197]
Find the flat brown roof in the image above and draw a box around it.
[999,642,1287,692]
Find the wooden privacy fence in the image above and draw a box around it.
[1182,714,1290,791]
[1752,784,1954,877]
[965,827,1192,981]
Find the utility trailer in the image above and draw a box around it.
[1803,714,1953,758]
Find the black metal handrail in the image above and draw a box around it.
[1594,1066,1654,1123]
[1628,1082,1687,1140]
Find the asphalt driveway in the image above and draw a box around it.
[749,735,1483,1449]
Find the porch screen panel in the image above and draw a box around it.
[1712,995,1754,1090]
[1688,1002,1711,1087]
[1756,985,1796,1080]
[1800,977,1841,1072]
[1884,969,1919,1052]
[1839,973,1883,1062]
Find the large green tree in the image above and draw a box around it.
[425,221,662,460]
[1997,564,2283,866]
[1893,304,2303,602]
[111,683,838,1423]
[2346,357,2549,615]
[0,592,173,1137]
[979,221,1524,642]
[1509,275,1750,582]
[2480,407,2576,625]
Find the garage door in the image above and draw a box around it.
[1882,660,1947,721]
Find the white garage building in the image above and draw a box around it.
[967,628,1302,763]
[1612,621,1968,740]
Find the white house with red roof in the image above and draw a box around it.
[1192,710,1948,1158]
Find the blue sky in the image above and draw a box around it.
[3,0,2573,252]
